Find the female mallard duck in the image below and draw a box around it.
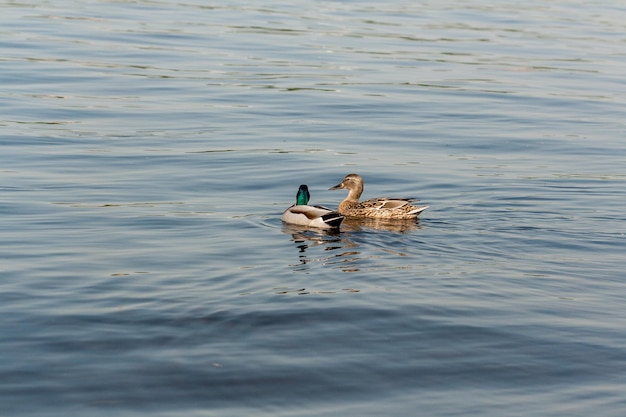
[329,173,428,219]
[281,184,344,229]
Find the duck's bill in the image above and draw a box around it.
[329,183,343,190]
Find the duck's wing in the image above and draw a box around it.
[312,204,335,210]
[288,205,335,218]
[362,198,413,210]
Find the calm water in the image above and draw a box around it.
[2,0,626,416]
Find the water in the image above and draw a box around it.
[2,1,626,416]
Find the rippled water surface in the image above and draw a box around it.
[2,1,626,416]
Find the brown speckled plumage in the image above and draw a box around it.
[329,173,428,219]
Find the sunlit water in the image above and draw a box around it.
[2,1,626,416]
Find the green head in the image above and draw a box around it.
[296,184,310,205]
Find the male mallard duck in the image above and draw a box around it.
[281,184,344,229]
[329,173,428,219]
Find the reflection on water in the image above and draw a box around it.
[340,217,423,233]
[281,216,424,275]
[272,287,361,295]
[282,223,354,253]
[279,224,362,294]
[281,223,358,272]
[281,223,344,250]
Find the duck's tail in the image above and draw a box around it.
[321,212,345,228]
[408,205,429,216]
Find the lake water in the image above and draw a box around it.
[2,0,626,416]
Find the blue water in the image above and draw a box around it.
[2,1,626,416]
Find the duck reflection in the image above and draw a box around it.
[281,223,358,270]
[281,216,423,275]
[340,217,423,233]
[281,223,351,253]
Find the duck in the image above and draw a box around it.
[281,184,344,229]
[329,173,428,219]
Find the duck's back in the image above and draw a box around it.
[339,198,427,219]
